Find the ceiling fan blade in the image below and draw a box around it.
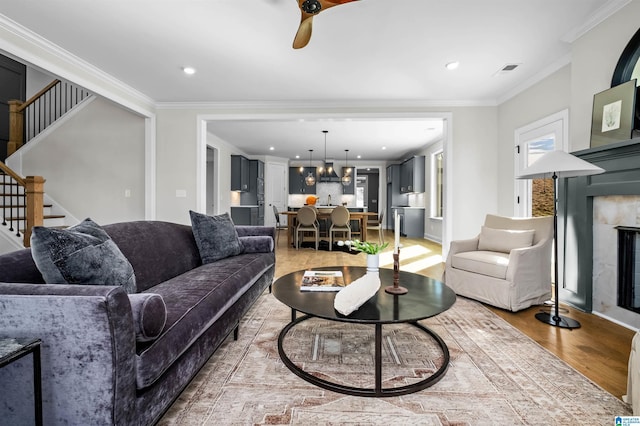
[292,0,359,49]
[293,16,313,49]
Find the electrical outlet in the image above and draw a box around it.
[124,189,131,198]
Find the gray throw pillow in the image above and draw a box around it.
[30,218,136,293]
[189,210,244,263]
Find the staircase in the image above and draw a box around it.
[0,163,65,249]
[0,79,90,250]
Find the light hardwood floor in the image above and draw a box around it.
[273,229,635,400]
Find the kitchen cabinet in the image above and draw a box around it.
[386,164,408,229]
[230,206,259,226]
[394,207,425,238]
[400,155,425,193]
[240,160,264,224]
[289,167,316,194]
[231,155,249,192]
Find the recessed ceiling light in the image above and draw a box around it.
[382,147,387,150]
[357,155,362,159]
[295,155,300,159]
[445,61,459,70]
[269,146,275,151]
[182,66,196,75]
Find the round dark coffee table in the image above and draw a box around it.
[272,266,456,397]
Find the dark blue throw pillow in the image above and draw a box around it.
[189,211,244,263]
[30,218,136,293]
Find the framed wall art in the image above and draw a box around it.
[590,79,637,148]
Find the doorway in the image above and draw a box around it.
[514,110,568,217]
[206,146,218,216]
[0,54,26,161]
[357,168,379,213]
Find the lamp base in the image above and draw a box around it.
[535,312,581,329]
[385,285,408,295]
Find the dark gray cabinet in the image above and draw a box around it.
[400,156,425,193]
[289,167,316,194]
[230,206,258,226]
[231,155,249,192]
[386,164,408,229]
[239,159,264,225]
[395,207,425,238]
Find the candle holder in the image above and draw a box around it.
[385,249,408,295]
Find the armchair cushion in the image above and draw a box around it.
[477,226,535,253]
[451,251,510,279]
[30,218,136,293]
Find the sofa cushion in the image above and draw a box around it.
[104,221,201,293]
[477,226,535,253]
[134,251,275,389]
[189,211,244,263]
[30,218,136,293]
[451,251,510,279]
[128,293,167,342]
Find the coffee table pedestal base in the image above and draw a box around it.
[277,314,450,397]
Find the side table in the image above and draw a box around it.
[0,338,43,426]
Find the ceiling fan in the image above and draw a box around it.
[293,0,359,49]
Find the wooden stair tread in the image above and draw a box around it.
[4,214,65,221]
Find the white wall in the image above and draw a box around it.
[570,0,640,151]
[496,65,572,216]
[420,139,444,242]
[19,97,146,224]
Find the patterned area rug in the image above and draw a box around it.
[159,291,631,425]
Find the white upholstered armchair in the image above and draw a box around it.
[445,214,554,312]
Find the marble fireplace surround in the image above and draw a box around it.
[559,138,640,329]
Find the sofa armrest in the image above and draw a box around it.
[0,282,137,425]
[236,225,275,240]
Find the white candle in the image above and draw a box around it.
[394,210,400,254]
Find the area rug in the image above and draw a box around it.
[158,291,631,425]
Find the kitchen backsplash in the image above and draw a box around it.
[289,183,355,207]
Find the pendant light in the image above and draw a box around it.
[341,149,352,186]
[305,149,316,186]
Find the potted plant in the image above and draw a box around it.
[350,240,389,273]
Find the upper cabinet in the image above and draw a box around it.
[400,155,425,193]
[289,166,316,194]
[231,155,249,192]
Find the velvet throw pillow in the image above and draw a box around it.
[30,218,136,293]
[477,226,535,253]
[189,211,244,263]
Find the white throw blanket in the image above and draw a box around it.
[334,272,381,315]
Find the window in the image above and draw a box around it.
[514,110,568,217]
[431,150,444,218]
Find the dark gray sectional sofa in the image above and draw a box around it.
[0,220,275,425]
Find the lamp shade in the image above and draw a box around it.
[516,150,605,179]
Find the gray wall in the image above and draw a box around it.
[20,96,146,225]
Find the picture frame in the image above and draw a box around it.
[590,79,637,148]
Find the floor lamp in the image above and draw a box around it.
[517,150,604,329]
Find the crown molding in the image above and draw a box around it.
[496,53,572,105]
[561,0,632,43]
[156,98,497,111]
[0,14,155,116]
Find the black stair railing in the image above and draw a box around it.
[8,79,92,156]
[0,162,26,240]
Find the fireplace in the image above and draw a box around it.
[617,226,640,313]
[558,137,640,329]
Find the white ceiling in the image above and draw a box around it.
[0,0,626,161]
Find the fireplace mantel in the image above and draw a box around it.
[558,137,640,312]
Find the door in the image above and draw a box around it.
[0,55,26,161]
[514,110,568,217]
[266,162,287,227]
